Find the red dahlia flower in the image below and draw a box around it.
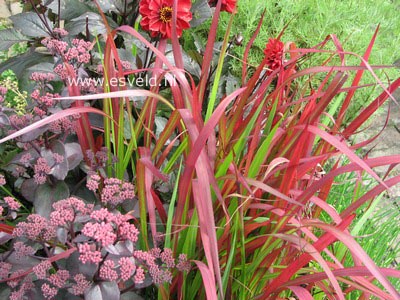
[139,0,192,39]
[208,0,237,14]
[263,38,285,74]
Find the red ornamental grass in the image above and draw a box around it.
[264,38,285,73]
[208,0,237,13]
[139,0,192,39]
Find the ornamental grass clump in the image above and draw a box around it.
[0,0,399,299]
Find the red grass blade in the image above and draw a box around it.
[192,260,218,300]
[335,25,380,129]
[287,286,314,300]
[344,77,400,137]
[196,0,223,107]
[262,214,354,296]
[138,147,158,245]
[192,179,223,298]
[0,247,76,283]
[304,221,400,299]
[273,233,345,300]
[0,223,14,234]
[297,125,386,187]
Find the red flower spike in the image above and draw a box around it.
[139,0,192,39]
[263,38,285,74]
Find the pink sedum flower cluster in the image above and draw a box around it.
[33,157,52,185]
[50,196,94,226]
[13,214,56,241]
[101,178,135,205]
[4,187,191,298]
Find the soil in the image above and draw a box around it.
[352,89,400,265]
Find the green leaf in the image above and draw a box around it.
[10,12,51,37]
[34,181,69,218]
[0,29,30,51]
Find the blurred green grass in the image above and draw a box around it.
[224,0,400,74]
[189,0,400,124]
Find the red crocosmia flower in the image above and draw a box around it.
[139,0,192,39]
[208,0,237,13]
[263,38,285,74]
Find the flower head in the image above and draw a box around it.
[14,242,35,260]
[263,38,285,74]
[119,257,136,281]
[78,243,102,264]
[139,0,192,38]
[4,196,21,211]
[71,274,91,295]
[48,270,70,288]
[33,260,51,280]
[41,283,58,299]
[99,260,118,281]
[13,214,56,241]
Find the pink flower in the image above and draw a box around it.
[41,283,58,299]
[53,64,68,80]
[20,153,32,165]
[10,289,25,300]
[161,248,175,268]
[53,28,68,37]
[0,262,12,280]
[4,196,21,211]
[30,72,55,82]
[13,214,56,241]
[78,243,102,264]
[82,222,117,247]
[101,178,135,205]
[90,208,114,222]
[50,197,90,227]
[14,241,35,260]
[118,222,139,243]
[119,257,136,281]
[31,89,40,100]
[176,253,191,272]
[7,269,25,288]
[33,157,51,185]
[86,174,100,192]
[52,153,64,164]
[139,0,192,39]
[33,260,51,279]
[48,269,70,288]
[99,260,118,281]
[0,86,7,95]
[71,274,91,295]
[121,60,132,70]
[134,267,145,284]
